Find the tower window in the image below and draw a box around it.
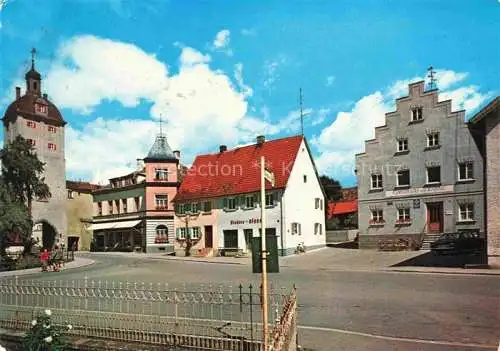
[48,126,57,133]
[27,139,36,146]
[411,107,423,121]
[33,82,38,91]
[26,121,37,128]
[48,143,57,151]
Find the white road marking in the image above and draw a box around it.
[298,325,498,349]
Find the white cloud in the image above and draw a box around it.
[326,76,335,87]
[312,108,330,126]
[41,35,253,182]
[234,63,253,98]
[211,29,232,56]
[179,47,211,67]
[213,29,230,49]
[263,56,287,90]
[44,35,169,114]
[313,69,493,181]
[65,118,157,184]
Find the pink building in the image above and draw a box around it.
[89,134,182,253]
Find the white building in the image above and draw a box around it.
[173,135,326,256]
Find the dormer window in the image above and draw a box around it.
[35,103,48,114]
[411,107,423,122]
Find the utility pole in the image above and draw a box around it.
[260,155,269,350]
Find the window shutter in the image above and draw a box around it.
[175,228,180,239]
[223,198,228,208]
[240,196,246,207]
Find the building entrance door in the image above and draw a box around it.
[204,226,213,248]
[427,202,443,233]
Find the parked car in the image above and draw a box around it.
[430,230,485,255]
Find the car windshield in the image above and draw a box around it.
[441,233,459,240]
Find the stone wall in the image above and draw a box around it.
[359,233,423,250]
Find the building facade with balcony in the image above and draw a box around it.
[89,134,181,253]
[173,135,326,257]
[355,81,484,249]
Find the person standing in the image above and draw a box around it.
[39,249,49,272]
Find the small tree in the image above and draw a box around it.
[319,175,342,201]
[0,180,32,256]
[344,213,359,229]
[0,136,51,218]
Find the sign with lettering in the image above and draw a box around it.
[386,185,453,198]
[230,218,262,225]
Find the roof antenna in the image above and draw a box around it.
[299,88,305,136]
[30,48,37,70]
[427,66,437,90]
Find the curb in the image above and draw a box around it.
[0,258,96,278]
[148,256,247,265]
[384,268,500,276]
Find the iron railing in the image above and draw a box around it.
[0,277,296,350]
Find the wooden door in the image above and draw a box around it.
[427,203,443,233]
[204,225,213,248]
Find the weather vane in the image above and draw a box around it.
[299,88,304,136]
[427,66,437,90]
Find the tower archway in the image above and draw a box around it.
[33,220,58,249]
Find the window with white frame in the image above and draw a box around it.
[155,194,169,210]
[176,203,186,214]
[177,227,187,239]
[314,223,323,235]
[371,174,383,189]
[459,203,474,221]
[397,208,411,222]
[191,227,201,239]
[155,168,169,180]
[265,193,275,207]
[291,222,302,235]
[245,195,255,209]
[427,132,440,147]
[397,138,408,152]
[370,209,384,223]
[426,166,441,184]
[458,162,474,180]
[397,170,410,187]
[122,199,127,213]
[411,107,423,121]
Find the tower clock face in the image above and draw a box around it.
[35,103,48,114]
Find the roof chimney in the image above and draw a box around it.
[173,150,180,159]
[15,87,20,100]
[256,135,265,145]
[219,145,227,153]
[136,158,144,172]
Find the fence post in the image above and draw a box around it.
[84,276,88,311]
[249,284,254,346]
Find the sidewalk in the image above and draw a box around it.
[384,266,500,275]
[0,257,95,278]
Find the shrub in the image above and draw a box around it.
[23,309,74,351]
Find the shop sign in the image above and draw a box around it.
[230,218,262,225]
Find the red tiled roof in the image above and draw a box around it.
[66,180,101,193]
[174,136,304,202]
[328,199,358,218]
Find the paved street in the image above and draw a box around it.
[3,250,499,351]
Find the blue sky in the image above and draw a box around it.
[0,0,498,185]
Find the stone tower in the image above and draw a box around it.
[1,50,67,248]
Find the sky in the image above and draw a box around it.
[0,0,498,186]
